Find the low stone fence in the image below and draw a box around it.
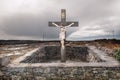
[21,46,103,63]
[1,66,120,80]
[1,45,119,80]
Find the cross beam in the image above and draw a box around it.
[49,9,78,27]
[48,9,79,62]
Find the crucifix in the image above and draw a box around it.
[49,9,78,62]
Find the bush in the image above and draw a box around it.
[115,50,120,61]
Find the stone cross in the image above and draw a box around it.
[49,9,78,62]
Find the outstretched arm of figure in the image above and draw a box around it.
[66,23,74,27]
[52,22,59,27]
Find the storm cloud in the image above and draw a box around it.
[0,0,120,40]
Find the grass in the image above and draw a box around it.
[115,50,120,61]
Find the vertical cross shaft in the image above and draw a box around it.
[61,9,66,23]
[60,9,66,62]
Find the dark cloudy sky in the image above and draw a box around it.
[0,0,120,40]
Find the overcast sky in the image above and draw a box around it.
[0,0,120,40]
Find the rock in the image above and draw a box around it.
[0,71,3,76]
[93,70,98,74]
[36,77,46,80]
[44,68,50,74]
[116,73,120,78]
[0,56,10,66]
[11,75,21,80]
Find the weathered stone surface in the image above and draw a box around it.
[21,46,103,63]
[1,67,120,80]
[0,56,10,66]
[1,45,119,80]
[0,71,3,76]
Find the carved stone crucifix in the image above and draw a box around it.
[48,9,79,62]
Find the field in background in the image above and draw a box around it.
[0,39,120,59]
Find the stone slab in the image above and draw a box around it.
[0,56,10,66]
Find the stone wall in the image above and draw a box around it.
[21,46,103,63]
[21,46,91,63]
[44,46,89,61]
[1,66,120,80]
